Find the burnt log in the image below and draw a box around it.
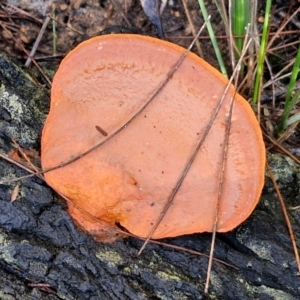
[0,52,299,299]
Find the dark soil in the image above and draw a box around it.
[0,1,300,299]
[0,0,227,71]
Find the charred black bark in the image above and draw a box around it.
[0,52,299,299]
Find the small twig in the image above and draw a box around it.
[1,3,43,24]
[26,278,56,294]
[181,0,203,57]
[266,162,300,275]
[268,39,300,53]
[48,14,83,35]
[25,15,51,67]
[138,19,254,257]
[0,153,36,176]
[205,27,252,293]
[0,23,52,87]
[51,3,57,56]
[153,240,238,269]
[0,17,211,186]
[109,0,132,28]
[11,138,43,178]
[266,7,300,52]
[228,0,235,71]
[263,131,300,165]
[0,147,236,268]
[264,56,276,107]
[204,91,235,294]
[263,62,294,89]
[137,19,213,255]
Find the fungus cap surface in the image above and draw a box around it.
[41,34,265,241]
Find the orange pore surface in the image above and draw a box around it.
[41,34,265,241]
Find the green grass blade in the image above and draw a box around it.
[287,112,300,127]
[198,0,228,77]
[278,43,300,133]
[231,0,251,58]
[252,0,272,104]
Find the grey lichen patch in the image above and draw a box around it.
[0,164,21,185]
[0,231,15,265]
[243,281,296,300]
[155,271,195,300]
[0,83,44,146]
[0,52,49,148]
[237,234,274,263]
[250,241,273,263]
[0,291,16,300]
[95,248,123,267]
[267,153,300,189]
[208,271,223,293]
[138,254,190,282]
[28,261,49,278]
[156,290,189,300]
[4,124,39,147]
[0,231,51,276]
[0,88,24,122]
[157,270,182,282]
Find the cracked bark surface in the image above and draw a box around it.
[0,52,299,299]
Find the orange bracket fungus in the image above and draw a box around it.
[41,34,265,242]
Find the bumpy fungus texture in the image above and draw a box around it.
[41,34,265,242]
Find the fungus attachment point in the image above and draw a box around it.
[41,34,265,242]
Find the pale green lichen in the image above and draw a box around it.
[206,272,221,299]
[0,231,16,265]
[0,83,45,146]
[157,270,181,282]
[95,248,123,267]
[244,239,274,263]
[0,88,24,122]
[156,290,189,300]
[0,52,49,148]
[0,291,16,300]
[267,153,300,187]
[242,280,296,300]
